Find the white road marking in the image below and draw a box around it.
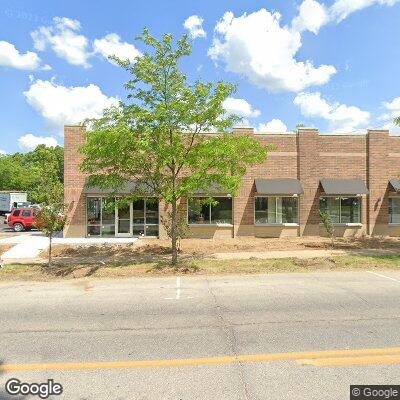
[165,277,193,300]
[367,271,400,284]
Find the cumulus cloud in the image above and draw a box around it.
[378,97,400,134]
[223,97,260,118]
[258,119,288,133]
[18,134,58,151]
[330,0,399,22]
[31,17,91,68]
[24,79,119,133]
[208,10,336,93]
[0,41,48,70]
[93,33,141,65]
[0,149,6,156]
[183,15,206,39]
[292,0,329,34]
[294,92,370,132]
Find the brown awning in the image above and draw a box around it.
[320,179,369,195]
[389,179,400,193]
[83,179,154,195]
[255,178,304,195]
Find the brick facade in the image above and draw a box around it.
[64,125,400,238]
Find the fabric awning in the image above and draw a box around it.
[389,179,400,193]
[83,179,154,195]
[320,179,369,195]
[255,178,304,195]
[191,183,232,195]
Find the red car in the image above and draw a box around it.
[8,208,37,232]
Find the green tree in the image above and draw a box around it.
[0,145,64,204]
[395,116,400,127]
[81,29,271,265]
[319,210,335,247]
[35,182,66,267]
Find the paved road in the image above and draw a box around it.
[1,271,400,399]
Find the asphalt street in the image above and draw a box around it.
[1,271,400,399]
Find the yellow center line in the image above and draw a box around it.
[2,346,400,372]
[297,354,400,367]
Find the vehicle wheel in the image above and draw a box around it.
[13,223,24,232]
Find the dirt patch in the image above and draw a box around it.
[46,236,400,266]
[0,244,13,256]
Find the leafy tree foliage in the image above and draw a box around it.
[0,145,63,204]
[81,29,271,265]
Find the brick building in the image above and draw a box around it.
[64,125,400,239]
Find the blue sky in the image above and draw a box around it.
[0,0,400,154]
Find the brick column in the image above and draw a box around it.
[233,127,255,237]
[367,129,390,235]
[64,125,87,237]
[297,128,320,236]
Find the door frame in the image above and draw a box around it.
[115,201,132,237]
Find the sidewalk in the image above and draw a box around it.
[0,234,139,265]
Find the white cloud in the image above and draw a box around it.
[0,149,6,156]
[184,15,206,39]
[31,17,91,68]
[93,33,141,65]
[258,119,288,133]
[383,97,400,118]
[208,10,336,93]
[223,97,260,118]
[330,0,399,22]
[0,41,47,70]
[18,134,58,151]
[294,92,370,132]
[378,97,400,134]
[24,79,119,133]
[292,0,329,34]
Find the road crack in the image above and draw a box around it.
[205,277,252,400]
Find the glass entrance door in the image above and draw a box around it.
[116,202,132,236]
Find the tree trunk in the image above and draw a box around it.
[171,200,178,266]
[48,233,53,267]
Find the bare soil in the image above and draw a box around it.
[0,244,13,256]
[47,236,400,265]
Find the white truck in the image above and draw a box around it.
[0,191,28,215]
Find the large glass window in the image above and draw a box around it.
[319,197,361,224]
[389,197,400,224]
[255,197,298,224]
[101,198,115,237]
[188,197,232,225]
[131,198,159,237]
[86,197,158,237]
[87,197,101,236]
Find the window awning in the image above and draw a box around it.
[320,179,369,195]
[255,178,304,195]
[191,183,232,196]
[389,179,400,193]
[83,179,154,195]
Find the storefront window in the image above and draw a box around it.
[319,197,360,224]
[101,198,115,237]
[86,197,158,237]
[188,197,232,225]
[255,197,298,224]
[87,197,101,236]
[389,197,400,223]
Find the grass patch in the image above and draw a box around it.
[1,254,400,281]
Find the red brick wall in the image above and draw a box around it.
[64,125,398,238]
[64,125,87,237]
